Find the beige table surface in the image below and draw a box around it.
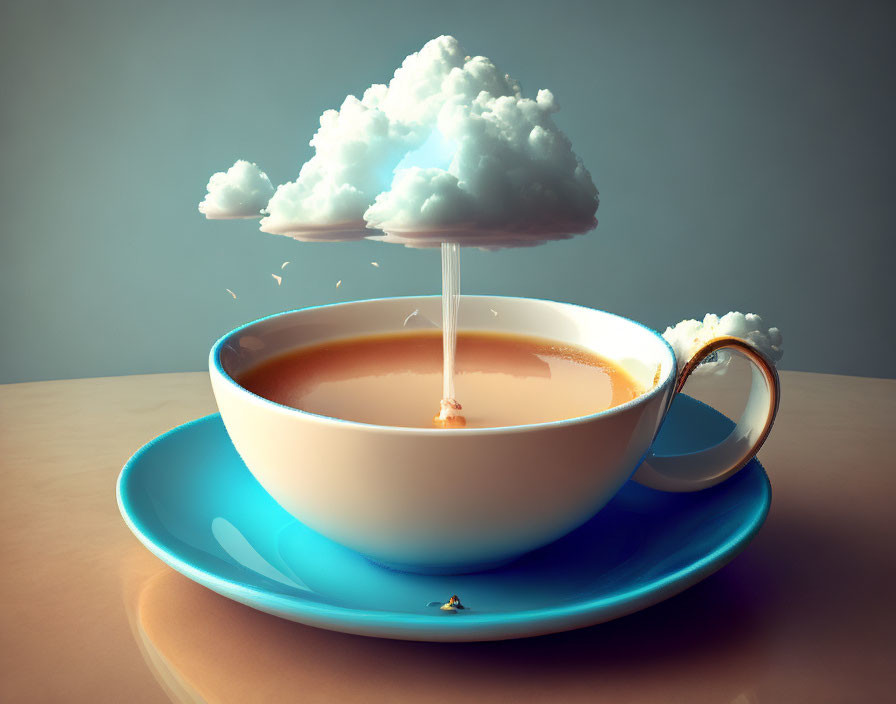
[1,368,894,703]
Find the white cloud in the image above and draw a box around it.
[227,35,598,247]
[366,86,597,247]
[663,312,783,375]
[199,160,274,219]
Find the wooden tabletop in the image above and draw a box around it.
[1,368,893,702]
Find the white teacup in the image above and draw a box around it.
[210,296,779,574]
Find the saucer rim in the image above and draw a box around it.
[117,399,770,634]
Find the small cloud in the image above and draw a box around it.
[663,312,783,375]
[199,160,275,219]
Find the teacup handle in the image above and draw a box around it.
[632,336,780,492]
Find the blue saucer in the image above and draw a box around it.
[117,394,770,642]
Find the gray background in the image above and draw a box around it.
[1,0,893,383]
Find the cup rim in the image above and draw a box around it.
[209,295,678,436]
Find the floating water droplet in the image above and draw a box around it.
[403,309,420,326]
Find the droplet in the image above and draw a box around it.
[403,309,420,326]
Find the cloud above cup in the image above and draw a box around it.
[198,160,275,219]
[198,36,598,248]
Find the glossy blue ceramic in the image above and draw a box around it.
[117,394,770,642]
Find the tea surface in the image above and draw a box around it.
[237,331,642,429]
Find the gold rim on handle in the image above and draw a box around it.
[634,336,781,492]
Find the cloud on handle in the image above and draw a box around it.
[199,160,275,219]
[663,312,783,375]
[202,36,598,247]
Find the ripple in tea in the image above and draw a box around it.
[237,330,642,429]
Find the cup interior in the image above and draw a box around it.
[213,295,676,415]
